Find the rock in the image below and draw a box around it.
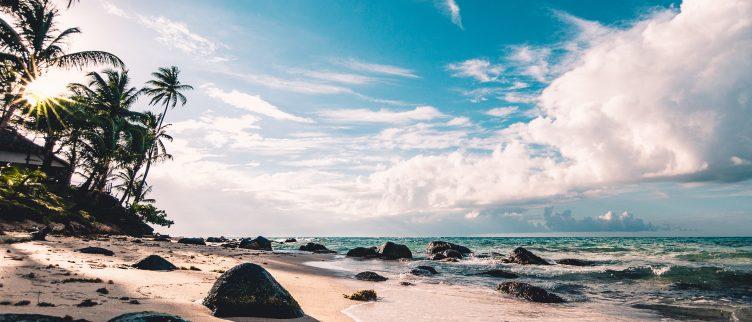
[427,241,472,256]
[377,241,412,260]
[429,249,462,260]
[13,300,30,306]
[506,247,551,265]
[132,255,177,271]
[478,269,519,278]
[284,238,297,243]
[474,252,504,259]
[77,299,98,307]
[410,265,438,276]
[497,282,565,303]
[239,236,272,251]
[556,258,596,266]
[177,237,205,245]
[220,242,239,248]
[299,242,336,254]
[108,311,188,322]
[344,290,377,301]
[152,234,171,242]
[30,226,51,241]
[131,239,142,244]
[355,271,388,282]
[400,281,413,286]
[346,246,378,258]
[206,236,228,243]
[0,314,87,322]
[96,287,109,294]
[203,263,304,318]
[77,246,114,256]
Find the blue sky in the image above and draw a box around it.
[51,0,752,236]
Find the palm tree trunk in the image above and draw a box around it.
[134,102,169,203]
[41,133,56,175]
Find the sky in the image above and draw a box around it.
[44,0,752,236]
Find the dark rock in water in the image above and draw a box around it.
[355,271,388,282]
[556,258,596,266]
[632,304,733,321]
[108,311,188,322]
[203,263,304,318]
[427,241,472,256]
[299,242,336,253]
[474,252,504,259]
[206,236,228,243]
[410,265,438,276]
[377,241,412,260]
[78,246,114,256]
[478,269,519,279]
[30,226,51,241]
[346,247,378,258]
[344,290,377,301]
[177,237,205,245]
[239,236,272,251]
[284,238,297,243]
[132,255,177,271]
[497,282,565,303]
[430,249,462,260]
[0,314,87,322]
[153,234,171,242]
[506,247,551,265]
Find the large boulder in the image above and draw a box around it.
[239,236,272,251]
[177,237,205,245]
[299,242,336,254]
[132,255,177,271]
[478,269,519,279]
[410,265,438,276]
[206,236,228,243]
[377,242,412,260]
[346,247,378,258]
[77,246,114,256]
[497,282,565,303]
[427,241,472,257]
[506,247,551,265]
[108,311,188,322]
[429,249,462,260]
[355,271,388,282]
[203,263,304,318]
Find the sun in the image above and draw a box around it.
[22,73,67,107]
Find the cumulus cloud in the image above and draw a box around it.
[319,106,445,124]
[202,83,313,123]
[447,59,504,82]
[543,208,656,232]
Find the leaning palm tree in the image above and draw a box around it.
[0,0,123,129]
[119,111,172,204]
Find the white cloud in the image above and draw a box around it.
[447,59,504,82]
[320,106,445,124]
[231,72,353,95]
[443,0,464,29]
[137,15,218,56]
[202,83,313,123]
[340,59,419,78]
[447,117,471,127]
[298,70,374,85]
[485,106,518,118]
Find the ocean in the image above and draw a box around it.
[273,237,752,320]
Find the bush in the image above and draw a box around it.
[130,203,173,227]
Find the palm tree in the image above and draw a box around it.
[134,66,191,199]
[0,0,123,129]
[119,111,172,204]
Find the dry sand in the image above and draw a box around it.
[0,234,360,322]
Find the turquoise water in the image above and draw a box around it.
[274,237,752,318]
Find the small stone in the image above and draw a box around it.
[77,299,98,307]
[96,287,109,294]
[13,300,30,306]
[355,271,388,282]
[344,290,377,301]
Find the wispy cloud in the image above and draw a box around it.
[340,59,419,78]
[296,70,375,85]
[485,106,518,118]
[443,0,463,29]
[447,59,503,82]
[319,106,444,124]
[202,83,313,123]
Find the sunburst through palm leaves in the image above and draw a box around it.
[13,70,72,127]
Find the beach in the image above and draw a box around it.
[2,235,752,321]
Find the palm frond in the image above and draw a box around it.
[52,50,124,69]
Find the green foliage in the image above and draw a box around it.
[0,165,65,218]
[130,203,173,227]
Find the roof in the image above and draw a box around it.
[0,127,70,167]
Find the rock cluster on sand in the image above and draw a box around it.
[299,242,336,254]
[497,282,565,303]
[505,247,551,265]
[0,314,87,322]
[132,255,178,271]
[344,290,377,301]
[77,246,114,256]
[410,265,439,276]
[203,263,304,318]
[30,226,51,241]
[108,311,188,322]
[239,236,272,251]
[346,242,412,259]
[206,236,228,243]
[355,271,388,282]
[478,269,519,279]
[177,237,206,245]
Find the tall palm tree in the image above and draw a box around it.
[134,66,191,199]
[119,111,172,204]
[0,0,123,129]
